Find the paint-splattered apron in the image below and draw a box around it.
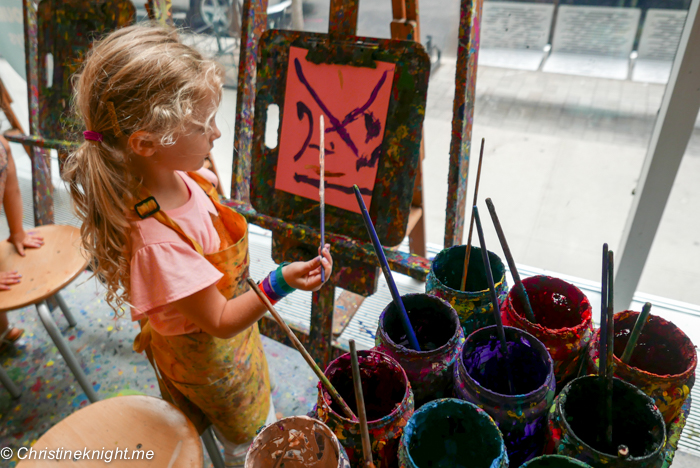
[133,172,271,444]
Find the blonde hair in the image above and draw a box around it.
[62,25,224,315]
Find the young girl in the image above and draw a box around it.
[0,135,44,351]
[62,25,332,466]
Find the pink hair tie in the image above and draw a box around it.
[83,131,103,142]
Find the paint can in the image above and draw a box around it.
[245,415,351,468]
[546,375,666,468]
[585,310,697,425]
[501,275,594,389]
[398,398,508,468]
[454,325,556,467]
[315,350,415,467]
[520,455,591,468]
[426,245,509,336]
[521,455,592,468]
[375,293,465,406]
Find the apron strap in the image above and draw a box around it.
[132,172,223,256]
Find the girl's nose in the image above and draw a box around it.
[210,121,222,142]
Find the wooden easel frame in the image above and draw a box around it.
[228,0,484,366]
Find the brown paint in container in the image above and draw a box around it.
[245,416,350,468]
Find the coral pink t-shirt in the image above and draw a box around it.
[130,170,224,336]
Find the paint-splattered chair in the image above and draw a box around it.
[0,363,21,398]
[0,224,97,402]
[16,395,203,467]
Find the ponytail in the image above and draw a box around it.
[64,24,224,315]
[63,139,134,316]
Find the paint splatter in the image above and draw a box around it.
[427,245,509,336]
[375,293,465,406]
[454,326,555,466]
[547,376,665,464]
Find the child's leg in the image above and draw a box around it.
[213,396,277,467]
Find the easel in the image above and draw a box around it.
[229,0,483,367]
[0,77,33,158]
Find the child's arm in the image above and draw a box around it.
[171,246,333,339]
[1,138,43,255]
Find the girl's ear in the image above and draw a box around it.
[128,131,157,157]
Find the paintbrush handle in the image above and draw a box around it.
[353,185,421,351]
[485,198,537,324]
[460,138,485,292]
[350,340,374,468]
[320,115,325,283]
[473,207,508,353]
[620,303,652,364]
[474,206,514,395]
[605,250,615,447]
[247,278,358,421]
[599,244,609,379]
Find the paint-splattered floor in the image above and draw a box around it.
[0,272,319,467]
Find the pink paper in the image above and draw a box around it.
[275,46,396,214]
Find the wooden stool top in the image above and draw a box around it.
[0,224,88,312]
[18,395,204,467]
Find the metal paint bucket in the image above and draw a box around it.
[426,245,509,336]
[245,415,351,467]
[546,376,666,468]
[398,398,508,468]
[501,275,594,390]
[315,350,415,468]
[521,455,592,468]
[585,310,697,425]
[454,325,556,467]
[375,293,465,407]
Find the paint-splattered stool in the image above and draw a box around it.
[16,395,203,467]
[0,362,21,398]
[0,224,97,402]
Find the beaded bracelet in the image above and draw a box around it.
[259,263,294,305]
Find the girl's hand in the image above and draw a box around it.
[0,271,21,290]
[8,230,44,256]
[282,244,333,292]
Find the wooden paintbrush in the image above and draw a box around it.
[320,115,325,283]
[620,303,652,364]
[485,198,536,324]
[460,138,485,291]
[247,278,357,421]
[350,340,376,468]
[473,205,513,394]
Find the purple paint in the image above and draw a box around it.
[364,112,381,142]
[294,57,389,159]
[454,326,555,467]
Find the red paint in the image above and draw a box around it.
[31,378,42,392]
[587,310,697,424]
[502,276,593,388]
